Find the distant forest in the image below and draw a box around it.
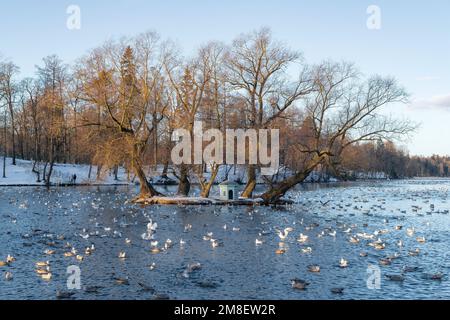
[341,140,450,179]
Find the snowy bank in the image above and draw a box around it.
[0,158,131,186]
[0,157,391,188]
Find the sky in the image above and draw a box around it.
[0,0,449,156]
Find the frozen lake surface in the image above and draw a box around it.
[0,179,449,300]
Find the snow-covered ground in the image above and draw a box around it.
[1,157,387,187]
[0,159,260,186]
[0,158,131,186]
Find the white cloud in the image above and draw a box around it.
[410,94,450,110]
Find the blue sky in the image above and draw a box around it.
[1,0,449,156]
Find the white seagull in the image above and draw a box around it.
[277,228,294,241]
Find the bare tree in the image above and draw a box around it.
[1,97,6,178]
[75,33,167,199]
[224,27,313,198]
[195,42,228,198]
[36,55,68,186]
[260,62,416,203]
[0,61,20,165]
[20,78,43,181]
[163,42,213,196]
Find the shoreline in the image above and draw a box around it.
[134,196,293,206]
[1,177,448,188]
[0,183,132,187]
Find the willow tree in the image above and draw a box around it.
[224,27,314,198]
[163,43,214,196]
[76,32,167,199]
[260,62,416,203]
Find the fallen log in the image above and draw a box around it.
[133,196,293,206]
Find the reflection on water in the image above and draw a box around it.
[0,179,449,300]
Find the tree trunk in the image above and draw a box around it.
[241,165,256,198]
[46,159,55,188]
[2,151,5,178]
[177,165,190,196]
[2,111,6,178]
[200,165,220,198]
[96,164,102,180]
[33,123,40,165]
[19,132,25,160]
[260,155,324,203]
[161,161,169,178]
[43,162,47,182]
[131,155,161,198]
[260,171,310,204]
[113,165,119,181]
[32,161,41,182]
[153,118,158,170]
[8,102,16,166]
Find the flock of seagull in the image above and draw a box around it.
[282,186,449,294]
[270,218,444,294]
[0,183,449,299]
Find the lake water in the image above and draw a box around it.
[0,179,449,300]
